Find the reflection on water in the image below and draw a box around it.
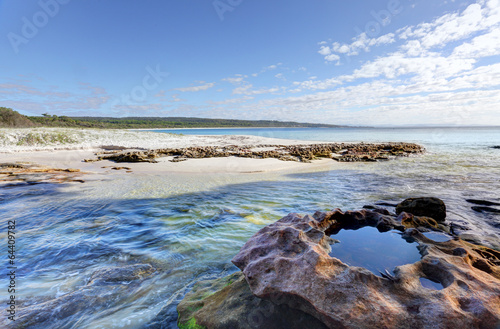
[420,277,444,290]
[1,127,499,328]
[329,227,420,275]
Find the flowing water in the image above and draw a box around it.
[1,127,500,328]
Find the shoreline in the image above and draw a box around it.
[0,128,423,187]
[0,128,423,175]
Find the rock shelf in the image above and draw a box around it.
[84,142,424,163]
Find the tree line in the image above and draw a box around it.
[1,107,343,129]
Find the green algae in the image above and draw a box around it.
[178,317,206,329]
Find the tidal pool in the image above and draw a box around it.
[329,226,421,275]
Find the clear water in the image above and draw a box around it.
[1,127,500,328]
[329,227,420,275]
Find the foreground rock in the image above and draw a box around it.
[85,142,424,163]
[230,207,500,329]
[179,198,500,329]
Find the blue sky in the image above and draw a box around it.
[1,0,499,126]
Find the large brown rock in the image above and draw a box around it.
[396,197,447,222]
[232,209,500,329]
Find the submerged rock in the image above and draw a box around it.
[87,264,155,285]
[224,206,500,329]
[466,199,500,207]
[471,206,500,214]
[396,197,447,222]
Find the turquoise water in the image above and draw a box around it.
[152,127,500,151]
[1,127,500,328]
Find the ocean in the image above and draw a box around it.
[1,127,499,328]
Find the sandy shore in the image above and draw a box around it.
[0,128,340,175]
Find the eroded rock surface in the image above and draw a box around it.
[230,208,500,329]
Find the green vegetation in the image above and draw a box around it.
[15,131,77,146]
[1,106,344,129]
[0,107,35,127]
[29,114,343,129]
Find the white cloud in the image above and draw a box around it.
[397,1,500,49]
[174,81,215,92]
[351,53,476,80]
[325,54,340,62]
[452,28,500,58]
[275,73,286,80]
[318,32,396,61]
[222,74,247,85]
[232,84,280,95]
[252,63,284,76]
[318,46,331,56]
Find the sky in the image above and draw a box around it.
[0,0,500,126]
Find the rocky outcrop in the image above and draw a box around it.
[230,209,500,328]
[177,272,328,329]
[228,208,500,328]
[396,197,447,222]
[85,142,425,164]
